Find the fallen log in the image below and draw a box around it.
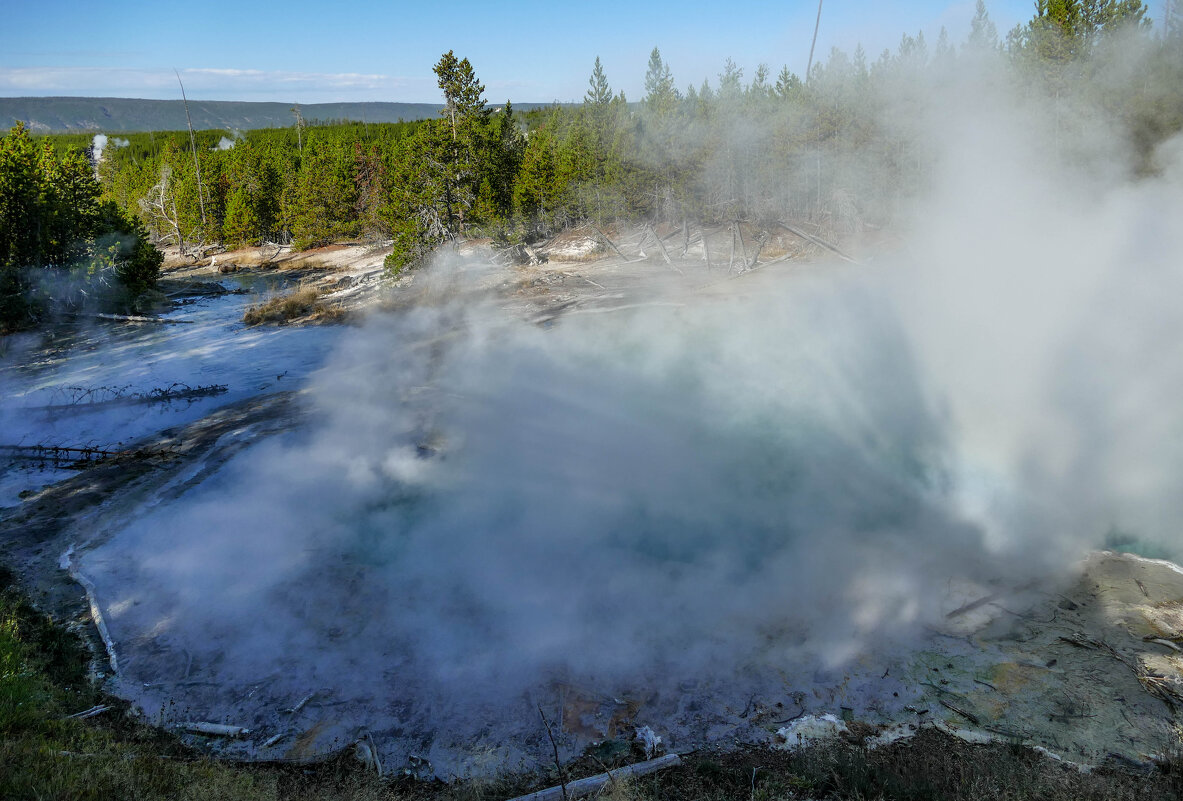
[644,224,673,264]
[776,221,859,264]
[593,227,630,261]
[176,722,252,738]
[62,545,118,675]
[90,313,193,325]
[66,704,112,720]
[507,754,682,801]
[37,383,228,414]
[1,443,176,466]
[938,698,980,726]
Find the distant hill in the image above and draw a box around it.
[0,97,452,132]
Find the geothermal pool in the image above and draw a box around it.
[5,247,1172,777]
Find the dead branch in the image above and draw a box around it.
[938,698,980,725]
[946,591,1004,619]
[66,704,112,720]
[538,705,569,801]
[507,754,682,801]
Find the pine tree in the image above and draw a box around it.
[643,48,680,116]
[290,134,359,249]
[717,58,744,102]
[431,50,490,234]
[475,101,523,224]
[513,124,557,232]
[747,64,771,102]
[586,56,613,106]
[1010,0,1150,63]
[773,67,801,101]
[1,123,160,327]
[966,0,1000,51]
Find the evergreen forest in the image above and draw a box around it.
[2,0,1182,331]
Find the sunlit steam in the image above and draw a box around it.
[72,48,1183,773]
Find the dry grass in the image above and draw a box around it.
[242,286,346,326]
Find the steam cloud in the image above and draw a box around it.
[84,52,1183,764]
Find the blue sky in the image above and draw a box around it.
[0,1,1170,103]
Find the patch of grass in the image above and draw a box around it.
[0,565,273,799]
[243,286,345,326]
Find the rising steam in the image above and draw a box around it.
[81,51,1183,767]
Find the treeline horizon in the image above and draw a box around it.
[7,0,1183,297]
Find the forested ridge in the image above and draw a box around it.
[3,0,1183,332]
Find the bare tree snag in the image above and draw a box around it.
[594,227,629,261]
[175,70,206,227]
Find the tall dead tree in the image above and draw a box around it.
[291,104,304,155]
[175,70,206,227]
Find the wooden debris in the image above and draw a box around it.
[947,591,1004,619]
[776,221,859,264]
[37,382,228,414]
[354,733,382,776]
[594,228,629,261]
[61,546,118,675]
[66,704,112,719]
[1058,633,1183,710]
[507,754,682,801]
[644,224,672,264]
[938,698,980,725]
[90,312,193,325]
[177,722,251,738]
[565,302,685,317]
[1,442,176,468]
[283,691,318,714]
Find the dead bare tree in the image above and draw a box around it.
[291,104,304,155]
[140,164,183,247]
[175,70,207,227]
